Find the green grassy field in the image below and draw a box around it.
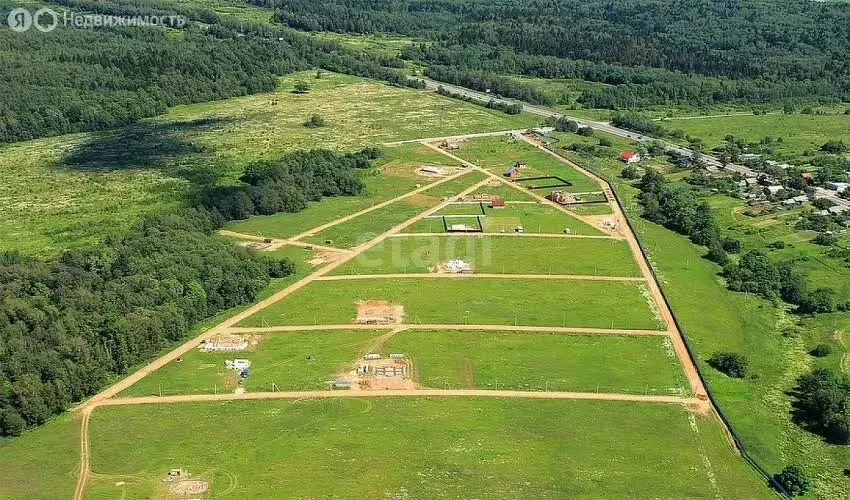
[299,171,488,248]
[384,330,685,394]
[567,150,850,496]
[0,412,81,498]
[239,277,661,330]
[0,72,536,256]
[224,142,453,239]
[453,136,602,192]
[85,398,768,498]
[332,235,640,276]
[119,330,381,397]
[303,195,439,248]
[402,201,604,235]
[660,112,850,159]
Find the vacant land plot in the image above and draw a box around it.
[403,201,604,235]
[660,112,850,158]
[303,195,440,248]
[453,136,601,192]
[0,413,81,498]
[301,171,490,247]
[86,398,767,498]
[223,143,452,239]
[119,330,381,397]
[384,330,685,393]
[0,72,536,256]
[332,235,640,276]
[239,277,661,330]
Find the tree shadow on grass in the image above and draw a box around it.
[60,118,234,185]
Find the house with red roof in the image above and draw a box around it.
[618,150,641,163]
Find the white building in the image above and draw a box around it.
[225,359,251,371]
[444,259,472,273]
[826,182,849,193]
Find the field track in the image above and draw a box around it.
[224,323,668,336]
[99,389,706,408]
[313,273,646,281]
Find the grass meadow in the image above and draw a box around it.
[571,153,850,496]
[453,135,602,192]
[332,235,640,276]
[300,171,489,248]
[0,412,81,498]
[119,330,381,397]
[84,398,768,498]
[384,329,686,394]
[402,201,604,235]
[239,277,662,330]
[659,112,850,159]
[0,72,537,256]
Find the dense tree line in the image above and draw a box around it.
[793,369,850,445]
[435,86,521,115]
[265,0,850,108]
[0,0,423,143]
[0,209,290,435]
[427,66,551,105]
[202,148,380,220]
[0,148,376,436]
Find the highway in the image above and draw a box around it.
[422,78,850,210]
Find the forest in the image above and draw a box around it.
[0,0,420,143]
[263,0,850,108]
[0,148,377,436]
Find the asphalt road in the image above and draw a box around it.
[422,78,850,209]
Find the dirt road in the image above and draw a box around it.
[518,135,708,400]
[383,129,524,146]
[392,232,616,240]
[98,388,705,408]
[289,168,471,241]
[218,230,350,254]
[314,273,645,282]
[224,323,667,336]
[422,141,622,239]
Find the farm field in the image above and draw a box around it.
[85,398,767,498]
[332,235,640,276]
[0,71,536,256]
[384,330,686,394]
[402,200,605,235]
[238,277,662,330]
[118,330,381,397]
[452,135,602,192]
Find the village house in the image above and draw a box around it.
[618,150,641,163]
[764,185,784,196]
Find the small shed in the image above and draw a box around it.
[504,166,521,178]
[490,198,506,209]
